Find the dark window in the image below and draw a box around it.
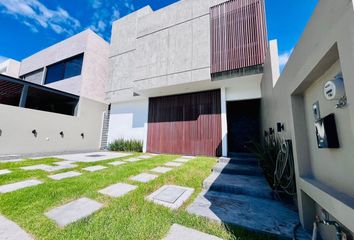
[0,79,23,106]
[45,53,84,84]
[25,87,79,116]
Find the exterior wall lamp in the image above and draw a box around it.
[81,133,85,139]
[60,131,64,138]
[277,122,285,132]
[32,129,38,137]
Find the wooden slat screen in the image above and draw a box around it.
[147,90,222,156]
[210,0,268,74]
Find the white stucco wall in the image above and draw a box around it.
[0,97,107,155]
[107,99,149,145]
[260,0,354,237]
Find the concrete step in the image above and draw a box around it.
[218,157,258,166]
[213,162,263,176]
[187,190,311,240]
[228,152,257,158]
[203,172,275,199]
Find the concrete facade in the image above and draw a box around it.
[0,59,20,78]
[19,29,109,103]
[260,0,354,238]
[107,0,270,154]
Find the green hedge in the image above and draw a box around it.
[109,139,143,152]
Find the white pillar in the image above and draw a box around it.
[143,122,148,153]
[221,87,228,156]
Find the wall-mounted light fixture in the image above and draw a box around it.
[32,129,38,137]
[0,129,2,137]
[277,122,285,132]
[81,133,85,139]
[60,131,64,138]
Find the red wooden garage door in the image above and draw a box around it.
[147,90,222,156]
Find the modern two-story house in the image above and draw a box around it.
[106,0,276,157]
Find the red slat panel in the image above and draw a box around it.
[147,90,222,157]
[210,0,268,74]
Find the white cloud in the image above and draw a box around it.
[0,0,81,36]
[89,0,135,39]
[0,56,8,64]
[279,48,293,71]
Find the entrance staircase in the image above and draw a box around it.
[187,153,311,239]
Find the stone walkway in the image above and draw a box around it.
[0,153,201,238]
[0,179,43,193]
[0,169,11,175]
[0,215,33,240]
[82,165,107,172]
[45,197,103,227]
[98,183,137,198]
[130,173,158,183]
[48,171,82,180]
[164,224,222,240]
[187,154,311,239]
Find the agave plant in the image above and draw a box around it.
[249,134,282,189]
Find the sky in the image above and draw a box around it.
[0,0,318,69]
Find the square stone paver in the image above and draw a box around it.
[150,167,173,174]
[0,158,24,163]
[0,215,33,240]
[53,152,132,163]
[164,224,222,240]
[21,163,77,172]
[181,156,196,159]
[0,169,11,175]
[82,165,107,172]
[164,162,184,167]
[130,173,158,183]
[98,183,137,198]
[45,197,103,227]
[174,158,190,163]
[48,171,82,180]
[138,155,152,159]
[0,179,43,193]
[126,158,142,162]
[108,161,127,166]
[146,185,194,209]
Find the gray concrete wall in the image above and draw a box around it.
[260,0,354,237]
[107,0,230,103]
[19,29,109,102]
[0,97,107,155]
[22,69,44,85]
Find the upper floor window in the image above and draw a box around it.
[45,53,84,84]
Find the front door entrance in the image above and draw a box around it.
[227,99,260,153]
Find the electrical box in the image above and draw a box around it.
[315,114,339,148]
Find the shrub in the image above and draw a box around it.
[109,139,143,152]
[249,134,281,189]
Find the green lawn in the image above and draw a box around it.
[0,153,272,240]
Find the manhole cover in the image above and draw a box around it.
[154,187,186,204]
[86,154,105,157]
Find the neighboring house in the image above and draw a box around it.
[0,59,21,78]
[261,0,354,238]
[0,29,109,155]
[107,0,272,157]
[19,29,109,103]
